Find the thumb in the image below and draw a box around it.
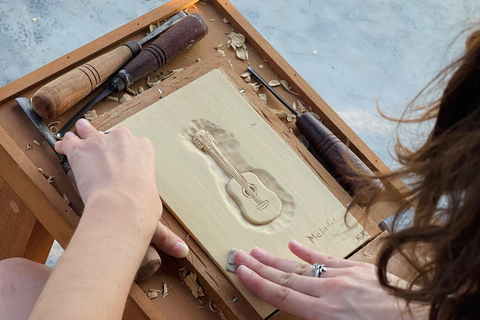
[151,222,189,258]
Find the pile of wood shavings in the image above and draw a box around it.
[226,32,248,61]
[145,281,169,300]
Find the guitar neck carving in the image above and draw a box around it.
[193,130,282,225]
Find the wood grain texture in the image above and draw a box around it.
[22,220,54,263]
[114,69,368,317]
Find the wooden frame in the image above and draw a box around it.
[0,0,402,319]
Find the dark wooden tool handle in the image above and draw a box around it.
[32,41,140,119]
[296,113,378,194]
[116,14,207,88]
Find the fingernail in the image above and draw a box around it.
[290,239,302,248]
[234,250,248,264]
[64,132,76,138]
[76,119,90,128]
[173,241,189,258]
[237,265,252,276]
[251,248,267,260]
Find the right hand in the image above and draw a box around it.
[55,119,189,258]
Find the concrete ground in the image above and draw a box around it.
[0,0,479,266]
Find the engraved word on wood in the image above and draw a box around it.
[192,129,282,225]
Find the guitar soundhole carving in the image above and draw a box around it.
[192,129,282,225]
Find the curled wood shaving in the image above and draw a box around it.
[38,168,55,183]
[84,110,97,121]
[33,139,41,146]
[216,49,225,57]
[48,121,60,135]
[240,71,251,78]
[223,17,230,24]
[162,281,169,298]
[269,107,288,119]
[47,121,60,128]
[184,272,205,299]
[138,87,145,94]
[63,193,70,205]
[126,87,137,96]
[268,80,281,87]
[258,93,268,103]
[119,93,133,104]
[209,300,228,320]
[26,142,31,150]
[105,96,119,102]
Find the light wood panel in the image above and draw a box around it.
[114,69,368,317]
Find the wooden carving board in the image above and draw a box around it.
[114,69,368,317]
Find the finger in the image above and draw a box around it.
[54,132,81,155]
[250,247,313,275]
[151,222,189,258]
[235,250,322,296]
[289,239,360,268]
[237,265,318,320]
[75,119,99,139]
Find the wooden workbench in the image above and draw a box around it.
[0,0,405,318]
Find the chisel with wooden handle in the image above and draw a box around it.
[16,96,161,282]
[56,13,207,138]
[32,11,187,120]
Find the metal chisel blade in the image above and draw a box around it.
[138,11,187,47]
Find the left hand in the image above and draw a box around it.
[234,240,426,320]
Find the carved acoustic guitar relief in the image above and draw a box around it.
[193,130,282,225]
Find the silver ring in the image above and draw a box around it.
[312,263,327,278]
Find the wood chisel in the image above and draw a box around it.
[16,96,161,282]
[32,11,188,120]
[55,13,207,138]
[248,67,380,195]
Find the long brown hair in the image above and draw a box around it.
[353,29,480,319]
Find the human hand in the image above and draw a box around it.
[234,240,427,320]
[55,119,188,258]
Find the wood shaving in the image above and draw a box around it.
[38,168,55,183]
[26,142,31,150]
[240,71,251,78]
[249,82,261,92]
[235,47,248,61]
[226,39,232,49]
[137,87,144,94]
[126,87,137,96]
[286,114,296,122]
[269,107,288,119]
[178,267,187,280]
[84,110,97,121]
[198,306,204,309]
[209,300,228,320]
[244,75,251,83]
[259,64,264,69]
[63,193,70,205]
[258,93,268,103]
[268,80,281,87]
[33,140,41,146]
[49,126,58,135]
[184,272,205,300]
[119,93,132,104]
[297,100,307,113]
[162,281,169,298]
[105,96,119,102]
[149,24,156,33]
[216,43,223,49]
[311,112,322,120]
[209,18,215,22]
[186,234,191,242]
[363,251,374,259]
[172,68,184,74]
[146,288,162,300]
[227,32,245,49]
[223,17,230,24]
[196,58,201,63]
[32,17,37,22]
[47,121,60,128]
[279,79,301,96]
[216,49,225,57]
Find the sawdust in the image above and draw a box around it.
[84,110,97,121]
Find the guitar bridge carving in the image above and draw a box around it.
[193,129,282,225]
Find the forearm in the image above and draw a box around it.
[29,191,159,320]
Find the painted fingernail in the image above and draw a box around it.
[173,241,189,258]
[251,248,267,260]
[290,239,302,248]
[76,119,90,128]
[237,265,252,276]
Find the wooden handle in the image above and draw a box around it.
[32,41,140,119]
[116,14,207,88]
[296,113,379,194]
